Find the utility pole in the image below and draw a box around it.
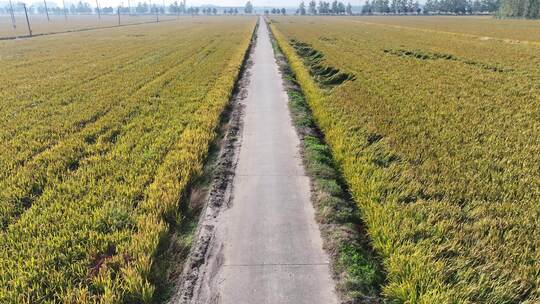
[23,3,32,36]
[117,6,121,25]
[62,0,67,19]
[95,0,101,19]
[8,0,16,32]
[176,1,179,19]
[127,0,131,15]
[43,0,50,21]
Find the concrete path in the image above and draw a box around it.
[211,18,338,304]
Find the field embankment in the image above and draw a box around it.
[269,16,540,303]
[0,16,256,303]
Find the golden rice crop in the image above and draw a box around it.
[343,15,540,43]
[0,16,255,303]
[269,16,540,304]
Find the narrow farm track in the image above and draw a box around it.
[188,18,338,304]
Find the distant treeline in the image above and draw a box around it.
[295,1,356,15]
[0,1,244,15]
[0,1,187,15]
[424,0,539,17]
[499,0,539,18]
[359,0,500,15]
[423,0,500,14]
[294,0,537,18]
[294,0,498,15]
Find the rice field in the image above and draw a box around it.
[269,16,540,303]
[343,15,540,42]
[0,16,256,303]
[2,11,539,304]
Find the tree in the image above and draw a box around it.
[483,0,500,12]
[373,0,390,12]
[331,0,338,12]
[346,2,353,13]
[281,7,286,14]
[414,0,420,13]
[299,1,307,14]
[318,1,331,13]
[406,0,413,12]
[244,1,253,13]
[135,2,148,13]
[428,0,484,14]
[499,0,538,17]
[452,0,469,14]
[424,0,435,13]
[308,0,317,13]
[76,1,92,13]
[362,0,373,13]
[338,1,346,13]
[169,2,178,14]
